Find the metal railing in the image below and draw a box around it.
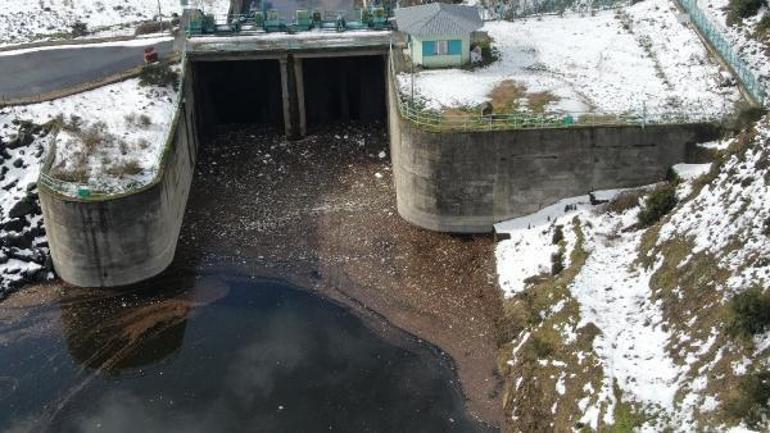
[488,0,630,19]
[675,0,766,106]
[389,45,727,132]
[395,101,722,132]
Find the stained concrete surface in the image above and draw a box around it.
[173,122,504,427]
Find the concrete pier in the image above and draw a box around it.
[39,63,200,287]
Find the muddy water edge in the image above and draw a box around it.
[4,122,505,430]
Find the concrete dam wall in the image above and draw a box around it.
[38,62,199,287]
[387,74,721,233]
[39,42,720,287]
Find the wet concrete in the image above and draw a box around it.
[0,271,491,433]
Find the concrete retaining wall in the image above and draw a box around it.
[387,75,720,233]
[39,62,199,287]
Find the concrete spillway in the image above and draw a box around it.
[38,31,721,287]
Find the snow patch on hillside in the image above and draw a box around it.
[496,118,770,431]
[660,121,770,293]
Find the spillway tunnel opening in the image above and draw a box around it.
[190,54,387,139]
[192,59,285,136]
[301,55,387,132]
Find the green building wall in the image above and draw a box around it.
[409,34,471,68]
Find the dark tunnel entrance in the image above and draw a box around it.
[192,59,284,136]
[301,55,387,131]
[191,54,387,138]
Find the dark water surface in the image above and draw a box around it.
[0,271,491,433]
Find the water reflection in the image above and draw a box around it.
[1,272,492,433]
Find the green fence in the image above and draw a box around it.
[490,0,629,19]
[676,0,766,106]
[389,46,726,132]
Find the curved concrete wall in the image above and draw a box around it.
[39,64,199,287]
[387,75,720,233]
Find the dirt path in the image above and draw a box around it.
[174,122,504,427]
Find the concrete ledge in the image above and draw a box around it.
[388,72,720,233]
[39,61,198,287]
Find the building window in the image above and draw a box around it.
[448,39,462,55]
[422,40,436,57]
[423,39,463,57]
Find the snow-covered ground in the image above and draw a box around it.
[0,0,230,47]
[698,0,769,101]
[3,78,178,195]
[400,0,741,117]
[495,118,770,431]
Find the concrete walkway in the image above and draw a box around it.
[0,39,174,102]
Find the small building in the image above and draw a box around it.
[395,3,483,68]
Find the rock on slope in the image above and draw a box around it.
[0,120,55,298]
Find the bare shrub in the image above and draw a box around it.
[107,159,143,178]
[605,190,644,214]
[140,62,179,89]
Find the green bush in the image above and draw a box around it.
[728,0,767,24]
[139,62,179,89]
[70,21,89,37]
[665,166,682,184]
[727,287,770,338]
[637,184,677,227]
[725,371,770,429]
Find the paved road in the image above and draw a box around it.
[0,40,175,101]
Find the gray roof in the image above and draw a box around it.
[395,3,482,37]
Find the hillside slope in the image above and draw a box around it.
[495,115,770,432]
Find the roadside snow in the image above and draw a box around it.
[0,0,229,47]
[0,35,174,57]
[400,0,740,117]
